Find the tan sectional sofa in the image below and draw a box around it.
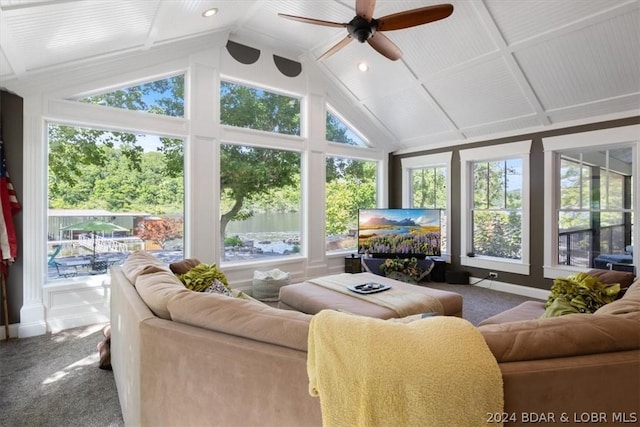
[111,252,640,426]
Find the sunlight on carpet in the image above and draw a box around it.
[42,353,100,385]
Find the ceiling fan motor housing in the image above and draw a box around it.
[347,16,377,43]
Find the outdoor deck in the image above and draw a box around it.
[47,250,185,279]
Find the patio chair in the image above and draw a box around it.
[90,260,114,275]
[48,245,62,266]
[53,261,78,278]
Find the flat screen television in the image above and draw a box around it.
[358,208,441,259]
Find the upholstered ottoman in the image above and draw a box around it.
[278,273,463,319]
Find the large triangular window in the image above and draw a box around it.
[73,75,185,118]
[326,109,366,147]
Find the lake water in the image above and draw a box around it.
[225,212,301,255]
[226,211,300,233]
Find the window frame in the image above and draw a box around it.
[219,78,303,137]
[542,124,639,279]
[325,104,369,147]
[45,121,187,281]
[218,140,304,266]
[401,152,452,262]
[324,154,379,254]
[71,73,186,118]
[459,140,532,275]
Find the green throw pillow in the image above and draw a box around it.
[540,296,580,318]
[545,272,621,314]
[177,263,230,292]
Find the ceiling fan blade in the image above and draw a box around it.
[377,4,454,31]
[367,32,402,61]
[278,13,347,28]
[355,0,376,21]
[318,36,353,61]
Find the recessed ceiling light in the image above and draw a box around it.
[202,8,218,18]
[357,62,369,72]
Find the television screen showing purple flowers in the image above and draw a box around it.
[358,208,441,258]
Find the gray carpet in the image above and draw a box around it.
[0,323,124,427]
[425,281,543,326]
[0,284,540,426]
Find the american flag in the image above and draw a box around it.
[0,130,21,272]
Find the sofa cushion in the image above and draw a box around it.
[595,281,640,319]
[122,251,170,283]
[167,291,312,352]
[169,258,202,275]
[478,301,546,326]
[587,269,635,288]
[479,313,640,363]
[135,270,190,320]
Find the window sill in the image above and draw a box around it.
[461,255,529,275]
[543,265,592,280]
[221,254,307,271]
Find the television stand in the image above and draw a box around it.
[361,257,435,283]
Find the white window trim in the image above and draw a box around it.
[401,152,452,262]
[326,104,369,147]
[324,155,383,256]
[459,140,532,275]
[542,124,639,279]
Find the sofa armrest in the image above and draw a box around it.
[500,350,640,420]
[478,301,545,326]
[110,266,155,427]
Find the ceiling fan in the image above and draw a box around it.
[278,0,454,61]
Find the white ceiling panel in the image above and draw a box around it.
[1,0,638,152]
[485,0,619,45]
[2,1,155,72]
[364,87,452,141]
[427,57,534,128]
[547,93,640,124]
[262,0,350,22]
[461,115,541,138]
[0,0,49,6]
[401,129,463,148]
[0,48,12,77]
[151,1,251,45]
[239,1,351,54]
[397,0,498,78]
[322,42,417,101]
[515,10,640,110]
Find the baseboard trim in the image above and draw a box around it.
[43,280,111,333]
[18,320,47,338]
[0,323,19,340]
[19,302,47,338]
[470,277,550,301]
[46,311,110,334]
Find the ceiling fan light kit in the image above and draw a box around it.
[278,1,453,61]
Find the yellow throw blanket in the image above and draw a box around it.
[308,310,504,427]
[307,273,443,318]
